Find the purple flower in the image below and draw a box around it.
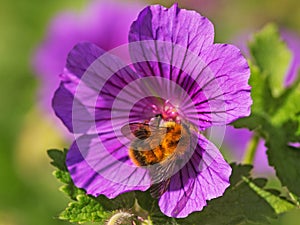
[32,0,143,136]
[224,30,300,176]
[52,4,252,217]
[282,31,300,86]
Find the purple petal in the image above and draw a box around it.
[129,4,214,51]
[128,4,214,79]
[189,44,251,126]
[52,83,78,133]
[66,42,105,78]
[288,142,300,148]
[67,134,151,198]
[52,42,104,134]
[53,42,142,135]
[159,134,231,218]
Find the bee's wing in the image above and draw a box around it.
[150,124,192,198]
[120,123,147,140]
[121,123,167,141]
[150,178,171,198]
[149,152,180,198]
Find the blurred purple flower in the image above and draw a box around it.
[225,30,300,176]
[52,4,252,217]
[33,0,143,136]
[282,31,300,86]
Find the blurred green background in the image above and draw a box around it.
[0,0,299,224]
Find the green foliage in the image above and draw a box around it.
[180,164,295,225]
[48,149,84,200]
[48,148,297,225]
[48,149,68,171]
[270,76,300,125]
[47,149,142,224]
[242,177,295,214]
[134,164,296,225]
[96,192,136,211]
[232,24,300,197]
[59,194,108,223]
[265,121,300,197]
[54,170,84,200]
[135,190,180,225]
[249,24,292,97]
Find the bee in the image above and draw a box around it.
[121,115,191,197]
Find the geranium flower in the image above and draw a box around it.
[53,4,252,217]
[32,0,142,136]
[223,30,300,176]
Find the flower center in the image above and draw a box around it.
[151,100,179,122]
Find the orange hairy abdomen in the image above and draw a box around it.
[128,123,189,166]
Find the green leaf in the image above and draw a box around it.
[135,165,297,225]
[232,24,300,199]
[59,194,108,223]
[96,192,136,211]
[48,149,143,224]
[243,177,295,214]
[135,190,181,225]
[48,149,84,200]
[53,170,84,200]
[231,64,274,133]
[47,149,68,171]
[53,170,71,184]
[47,148,138,209]
[236,118,300,199]
[248,63,274,115]
[265,120,300,197]
[270,76,300,125]
[249,24,292,97]
[179,164,295,225]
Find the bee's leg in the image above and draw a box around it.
[149,114,163,127]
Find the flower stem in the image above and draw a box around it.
[132,199,152,225]
[243,133,260,164]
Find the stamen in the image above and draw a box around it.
[162,100,179,121]
[150,100,180,122]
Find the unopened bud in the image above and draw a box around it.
[106,210,134,225]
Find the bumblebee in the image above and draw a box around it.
[121,115,191,196]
